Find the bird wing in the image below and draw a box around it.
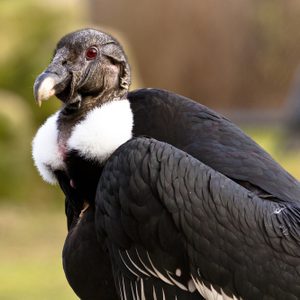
[129,88,300,203]
[96,137,300,300]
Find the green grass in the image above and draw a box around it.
[0,204,77,300]
[244,126,300,179]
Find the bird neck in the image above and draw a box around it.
[62,86,128,116]
[82,87,128,112]
[57,89,128,149]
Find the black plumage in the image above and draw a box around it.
[31,29,300,299]
[129,89,300,203]
[97,137,300,299]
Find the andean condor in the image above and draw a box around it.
[32,29,300,299]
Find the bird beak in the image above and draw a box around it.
[33,72,61,107]
[34,56,71,107]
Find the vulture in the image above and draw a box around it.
[32,29,300,299]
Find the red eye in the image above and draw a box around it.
[86,46,98,60]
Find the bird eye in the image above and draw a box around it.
[85,46,98,60]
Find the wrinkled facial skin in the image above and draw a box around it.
[34,29,131,107]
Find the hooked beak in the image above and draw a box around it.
[33,62,71,107]
[34,72,61,107]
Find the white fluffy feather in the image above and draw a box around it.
[68,99,133,161]
[32,112,64,184]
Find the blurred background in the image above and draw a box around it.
[1,0,300,299]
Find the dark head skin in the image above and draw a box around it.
[34,28,131,138]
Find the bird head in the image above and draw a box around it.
[34,29,131,108]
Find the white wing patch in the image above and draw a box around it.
[119,250,141,278]
[118,249,241,299]
[119,249,191,293]
[191,274,241,300]
[152,286,158,300]
[68,99,133,162]
[32,112,64,184]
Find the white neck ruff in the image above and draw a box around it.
[32,99,133,184]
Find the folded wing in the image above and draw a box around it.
[96,137,300,300]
